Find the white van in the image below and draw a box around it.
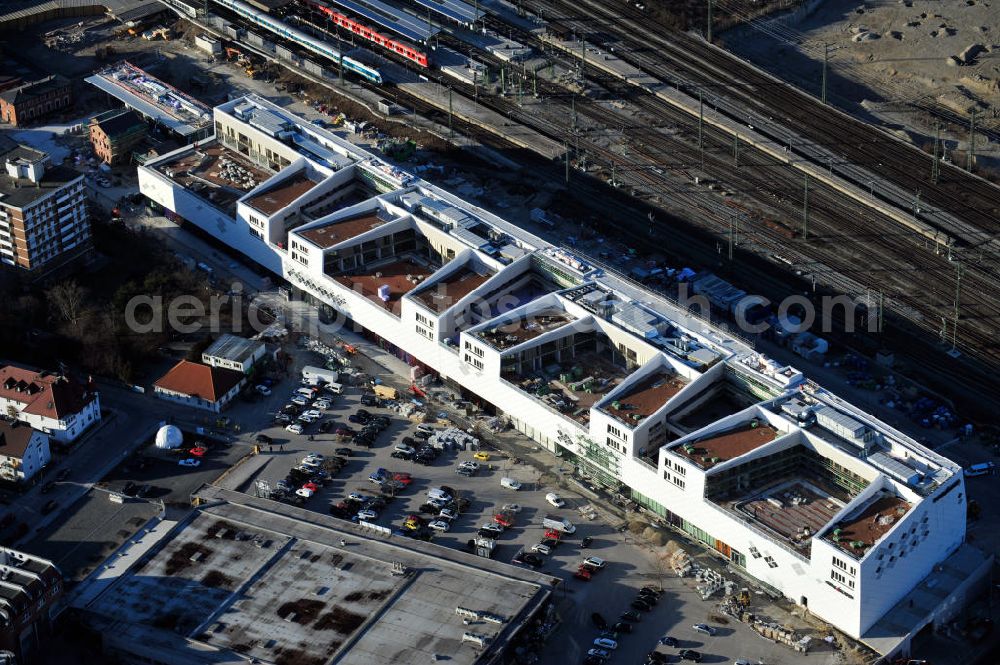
[501,477,522,491]
[542,515,575,534]
[965,462,995,477]
[325,382,344,395]
[428,488,452,501]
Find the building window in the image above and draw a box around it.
[671,476,685,490]
[831,570,846,584]
[832,557,848,571]
[607,424,622,439]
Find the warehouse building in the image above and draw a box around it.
[74,486,554,665]
[137,95,982,657]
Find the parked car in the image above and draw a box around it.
[55,469,70,482]
[587,648,611,660]
[545,492,565,508]
[692,623,716,636]
[573,568,592,581]
[427,520,450,531]
[357,509,377,521]
[591,612,607,629]
[473,451,490,461]
[286,423,304,435]
[583,556,607,569]
[531,543,552,555]
[678,650,702,662]
[581,536,593,548]
[178,458,201,467]
[620,611,641,623]
[592,638,617,650]
[40,482,56,494]
[631,599,651,612]
[657,636,678,647]
[41,500,58,515]
[612,621,632,634]
[290,395,308,406]
[255,385,271,396]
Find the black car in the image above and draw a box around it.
[520,553,543,568]
[641,585,663,596]
[41,500,58,515]
[439,486,456,497]
[477,528,501,539]
[55,469,70,482]
[274,413,292,424]
[583,657,606,665]
[122,481,138,496]
[255,434,272,445]
[359,393,379,406]
[391,451,413,460]
[412,430,431,440]
[419,503,441,514]
[678,650,702,663]
[636,592,658,605]
[581,536,593,548]
[645,653,667,665]
[612,621,632,634]
[657,636,678,647]
[137,484,152,497]
[630,599,652,612]
[40,482,56,494]
[334,447,352,457]
[591,612,607,629]
[318,421,333,433]
[400,436,416,447]
[539,537,560,549]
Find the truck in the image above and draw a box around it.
[542,515,576,534]
[373,384,398,400]
[301,365,338,386]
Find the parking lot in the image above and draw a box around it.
[235,352,841,665]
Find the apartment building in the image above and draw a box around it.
[0,364,101,444]
[88,108,147,166]
[0,548,62,663]
[137,95,982,657]
[0,75,71,127]
[0,134,91,273]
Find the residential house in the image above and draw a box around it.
[153,360,245,412]
[0,365,100,444]
[0,421,50,483]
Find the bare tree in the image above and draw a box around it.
[47,280,87,327]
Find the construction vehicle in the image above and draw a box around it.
[142,26,171,40]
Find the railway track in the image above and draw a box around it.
[530,0,1000,245]
[496,0,1000,360]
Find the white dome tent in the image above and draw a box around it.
[155,424,183,450]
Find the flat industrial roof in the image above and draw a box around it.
[674,422,778,470]
[155,142,273,214]
[409,0,483,25]
[602,369,688,427]
[334,257,436,315]
[825,493,911,558]
[86,62,211,138]
[79,486,552,665]
[411,264,495,313]
[329,0,437,43]
[297,212,388,248]
[475,308,576,349]
[730,479,846,553]
[245,173,320,216]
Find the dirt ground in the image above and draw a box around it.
[722,0,1000,174]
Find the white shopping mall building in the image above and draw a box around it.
[138,94,988,657]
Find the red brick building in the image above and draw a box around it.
[88,109,147,166]
[0,75,72,127]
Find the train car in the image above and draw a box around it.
[210,0,383,84]
[303,0,429,67]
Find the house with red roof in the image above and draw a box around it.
[0,421,50,483]
[153,360,245,413]
[0,365,101,444]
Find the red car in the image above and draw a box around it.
[574,567,592,581]
[494,512,515,528]
[189,446,207,457]
[544,528,563,540]
[392,473,413,485]
[301,482,319,492]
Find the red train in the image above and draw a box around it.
[301,0,429,67]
